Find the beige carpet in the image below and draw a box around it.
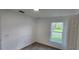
[22,42,60,50]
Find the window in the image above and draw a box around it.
[50,22,64,43]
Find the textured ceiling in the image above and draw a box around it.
[11,9,79,17]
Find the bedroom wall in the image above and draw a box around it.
[0,16,1,50]
[35,15,79,50]
[0,10,35,50]
[35,17,69,49]
[0,10,79,50]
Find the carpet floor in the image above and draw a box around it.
[22,42,60,50]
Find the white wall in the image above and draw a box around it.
[0,16,1,49]
[35,17,69,49]
[0,10,79,50]
[0,10,35,50]
[77,24,79,49]
[35,15,79,50]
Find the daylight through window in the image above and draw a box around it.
[50,22,64,43]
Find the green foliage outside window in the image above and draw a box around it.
[50,22,63,42]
